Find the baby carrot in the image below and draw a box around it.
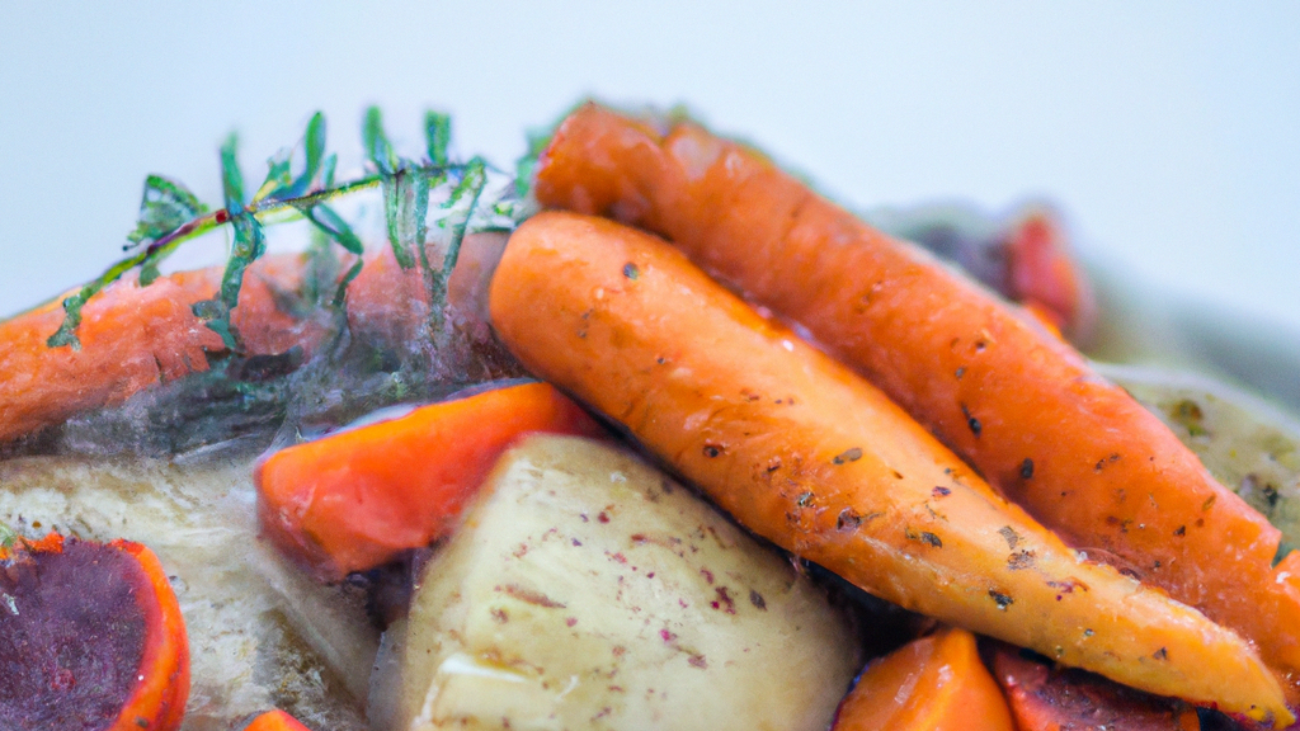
[0,254,321,444]
[533,103,1300,698]
[832,627,1013,731]
[488,211,1289,724]
[255,380,606,581]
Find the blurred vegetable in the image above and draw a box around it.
[989,641,1201,731]
[244,709,315,731]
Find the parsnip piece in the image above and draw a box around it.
[389,434,859,731]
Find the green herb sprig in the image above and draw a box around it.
[47,108,529,351]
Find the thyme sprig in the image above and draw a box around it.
[48,108,527,351]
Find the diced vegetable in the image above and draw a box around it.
[256,380,607,580]
[0,534,188,731]
[487,211,1288,723]
[532,103,1300,710]
[382,433,860,731]
[832,627,1013,731]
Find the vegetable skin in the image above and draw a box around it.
[533,102,1300,702]
[244,709,315,731]
[256,381,606,581]
[488,211,1289,724]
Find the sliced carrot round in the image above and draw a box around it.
[832,626,1013,731]
[0,533,189,731]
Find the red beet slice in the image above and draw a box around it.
[0,534,189,731]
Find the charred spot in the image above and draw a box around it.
[765,458,782,473]
[832,447,863,465]
[960,403,982,437]
[1020,458,1034,480]
[837,508,862,531]
[1174,525,1186,536]
[796,491,815,507]
[989,589,1014,610]
[622,262,640,280]
[932,486,952,498]
[955,367,966,379]
[703,444,722,458]
[1153,647,1168,661]
[921,532,943,548]
[998,526,1021,550]
[1007,550,1036,570]
[749,590,767,610]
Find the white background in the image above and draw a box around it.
[2,3,1297,336]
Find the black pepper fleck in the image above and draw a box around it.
[833,447,863,465]
[1020,458,1034,480]
[622,262,639,280]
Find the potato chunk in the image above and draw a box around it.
[385,434,859,731]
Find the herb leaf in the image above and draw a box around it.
[425,110,451,167]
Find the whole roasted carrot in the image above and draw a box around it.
[488,211,1289,724]
[833,627,1013,731]
[533,103,1300,695]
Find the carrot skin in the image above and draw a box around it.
[533,103,1300,696]
[243,709,314,731]
[488,211,1289,724]
[256,381,606,581]
[833,627,1014,731]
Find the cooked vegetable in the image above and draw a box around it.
[1098,362,1300,549]
[532,102,1300,702]
[256,380,606,580]
[488,211,1288,723]
[244,709,315,731]
[988,641,1202,731]
[0,533,188,731]
[831,627,1012,731]
[381,433,860,731]
[0,452,374,730]
[0,254,317,444]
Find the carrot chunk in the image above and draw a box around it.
[533,102,1300,708]
[243,709,314,731]
[256,381,606,580]
[833,627,1013,731]
[487,211,1289,723]
[0,534,189,731]
[989,641,1201,731]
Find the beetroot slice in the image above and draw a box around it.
[0,536,154,730]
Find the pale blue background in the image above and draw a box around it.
[2,3,1298,337]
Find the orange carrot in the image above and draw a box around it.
[0,533,189,731]
[0,254,323,444]
[989,641,1201,731]
[256,380,606,581]
[533,103,1300,700]
[243,709,314,731]
[832,627,1012,731]
[488,211,1289,724]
